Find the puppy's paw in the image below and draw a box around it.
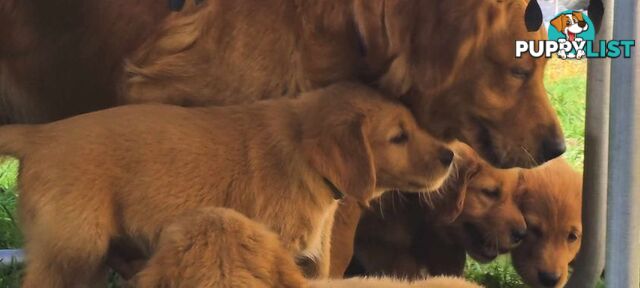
[557,51,567,59]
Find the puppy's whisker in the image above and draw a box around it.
[520,145,538,167]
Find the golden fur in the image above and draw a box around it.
[338,142,526,278]
[0,83,452,287]
[309,276,482,288]
[124,0,564,168]
[133,207,480,288]
[133,207,306,288]
[0,0,170,123]
[2,0,564,168]
[329,197,365,277]
[511,158,582,288]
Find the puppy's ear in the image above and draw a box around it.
[436,143,481,224]
[550,15,566,33]
[304,115,376,203]
[352,0,415,96]
[572,11,585,22]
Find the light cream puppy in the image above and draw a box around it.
[309,276,482,288]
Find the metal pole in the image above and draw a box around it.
[605,0,640,286]
[565,1,613,287]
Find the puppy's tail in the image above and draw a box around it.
[0,124,34,157]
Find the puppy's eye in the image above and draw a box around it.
[389,131,409,144]
[481,188,501,199]
[510,67,532,79]
[567,232,579,243]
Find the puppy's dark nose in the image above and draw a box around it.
[578,21,587,28]
[438,148,454,166]
[538,271,561,287]
[541,137,566,162]
[510,228,527,246]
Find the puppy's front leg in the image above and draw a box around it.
[317,206,337,279]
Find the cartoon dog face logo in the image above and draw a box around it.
[549,11,590,59]
[550,12,590,41]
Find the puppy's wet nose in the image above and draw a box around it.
[537,271,561,287]
[578,21,587,28]
[510,228,527,246]
[438,147,454,166]
[541,136,566,162]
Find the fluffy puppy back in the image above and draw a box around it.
[133,207,307,288]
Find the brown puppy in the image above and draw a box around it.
[124,0,564,168]
[341,142,525,278]
[0,83,452,287]
[1,0,563,169]
[511,158,582,288]
[133,207,306,288]
[134,207,480,288]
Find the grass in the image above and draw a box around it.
[0,158,21,288]
[0,58,588,287]
[0,158,20,249]
[545,58,587,171]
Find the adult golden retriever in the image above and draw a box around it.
[0,83,452,287]
[511,158,582,288]
[2,0,564,169]
[335,142,526,278]
[134,207,480,288]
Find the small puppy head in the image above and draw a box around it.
[511,158,582,288]
[302,83,453,203]
[352,0,564,168]
[550,12,589,40]
[436,142,526,263]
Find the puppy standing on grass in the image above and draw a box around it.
[0,82,453,287]
[511,158,582,288]
[134,206,481,288]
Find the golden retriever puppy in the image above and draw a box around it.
[344,142,526,278]
[309,276,482,288]
[133,207,306,288]
[0,83,452,287]
[511,158,582,288]
[123,0,564,169]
